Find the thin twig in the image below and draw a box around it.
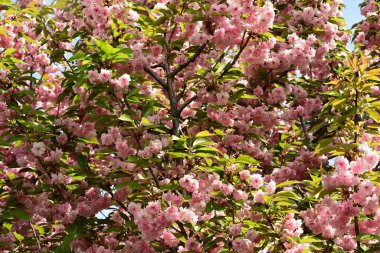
[29,221,42,250]
[148,167,160,188]
[299,116,310,141]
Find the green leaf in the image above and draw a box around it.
[314,138,334,155]
[367,109,380,123]
[112,47,133,60]
[355,233,380,241]
[167,151,188,158]
[78,138,99,144]
[195,130,214,137]
[69,52,87,61]
[95,148,116,154]
[195,147,220,153]
[276,180,301,188]
[205,237,225,250]
[141,100,154,118]
[119,114,134,122]
[12,208,30,220]
[193,137,214,147]
[53,0,69,8]
[94,38,115,55]
[321,91,340,97]
[3,222,12,231]
[160,183,179,191]
[13,232,24,242]
[301,236,323,243]
[4,48,16,57]
[23,35,39,45]
[10,57,25,64]
[205,202,226,212]
[55,229,76,253]
[154,16,168,26]
[115,181,146,190]
[288,236,301,244]
[0,0,12,5]
[77,155,88,170]
[273,191,300,200]
[214,129,224,136]
[240,94,257,99]
[32,225,45,235]
[235,155,259,165]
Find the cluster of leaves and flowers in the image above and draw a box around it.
[0,0,380,252]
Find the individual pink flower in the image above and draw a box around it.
[239,170,250,180]
[146,201,161,215]
[31,142,45,156]
[250,174,264,189]
[334,156,350,172]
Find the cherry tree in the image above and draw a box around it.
[0,0,380,252]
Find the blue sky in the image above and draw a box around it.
[343,0,362,29]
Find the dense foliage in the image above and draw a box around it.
[1,0,380,252]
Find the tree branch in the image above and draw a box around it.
[29,221,42,250]
[299,116,311,141]
[354,216,362,253]
[176,51,226,101]
[168,42,208,78]
[218,31,251,79]
[143,65,168,89]
[178,94,198,114]
[148,167,160,188]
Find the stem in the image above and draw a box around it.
[354,216,361,253]
[299,116,310,141]
[353,88,361,253]
[103,185,129,212]
[218,31,251,79]
[176,221,188,239]
[265,211,286,251]
[29,222,42,250]
[176,50,227,114]
[35,156,69,201]
[176,51,225,101]
[178,94,198,114]
[148,167,160,188]
[143,65,168,89]
[168,42,208,78]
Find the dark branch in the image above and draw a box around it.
[299,116,311,141]
[148,167,160,188]
[169,42,208,78]
[178,94,198,114]
[218,31,252,79]
[143,65,168,89]
[176,51,226,101]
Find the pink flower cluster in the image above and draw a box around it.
[323,151,379,189]
[301,197,359,239]
[127,201,198,241]
[322,156,361,189]
[88,69,112,83]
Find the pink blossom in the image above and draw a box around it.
[250,174,264,189]
[161,230,179,247]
